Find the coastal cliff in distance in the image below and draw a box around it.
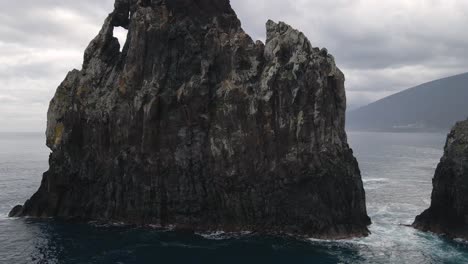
[414,120,468,239]
[9,0,370,238]
[347,73,468,132]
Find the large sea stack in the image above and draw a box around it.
[414,120,468,239]
[10,0,370,238]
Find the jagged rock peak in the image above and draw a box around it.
[112,0,235,28]
[10,0,370,239]
[413,119,468,239]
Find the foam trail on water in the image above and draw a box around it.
[362,178,390,183]
[197,231,253,240]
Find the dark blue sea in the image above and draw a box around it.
[1,131,468,263]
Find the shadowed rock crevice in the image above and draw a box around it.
[10,0,370,239]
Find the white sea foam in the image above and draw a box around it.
[197,230,252,240]
[307,237,341,244]
[362,178,391,190]
[197,231,227,240]
[362,178,390,183]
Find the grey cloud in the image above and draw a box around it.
[0,61,70,80]
[0,2,111,49]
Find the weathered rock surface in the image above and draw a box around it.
[414,120,468,239]
[10,0,370,238]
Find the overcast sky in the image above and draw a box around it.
[1,0,468,132]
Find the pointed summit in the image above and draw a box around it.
[112,0,235,28]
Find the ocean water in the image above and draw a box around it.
[1,131,468,263]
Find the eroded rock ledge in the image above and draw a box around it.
[414,120,468,240]
[10,0,370,238]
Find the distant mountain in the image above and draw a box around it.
[347,73,468,132]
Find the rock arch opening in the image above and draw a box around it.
[113,26,128,52]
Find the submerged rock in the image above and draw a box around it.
[10,0,370,238]
[414,120,468,239]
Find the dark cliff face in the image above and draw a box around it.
[10,0,370,238]
[413,120,468,239]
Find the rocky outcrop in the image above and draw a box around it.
[413,120,468,239]
[10,0,370,238]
